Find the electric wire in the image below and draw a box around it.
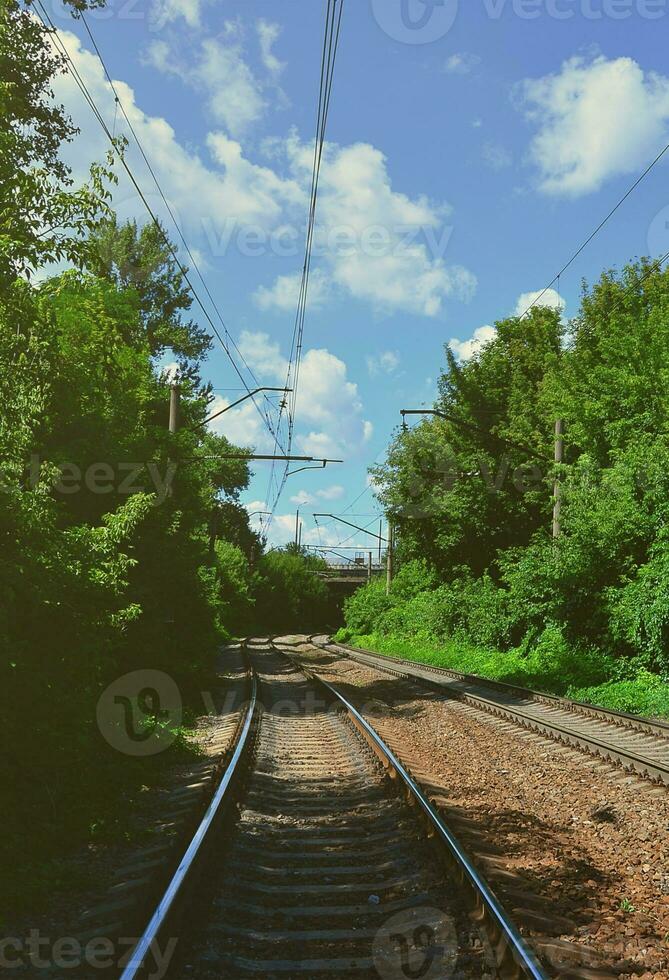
[79,8,282,444]
[517,137,669,321]
[265,0,345,525]
[38,3,283,447]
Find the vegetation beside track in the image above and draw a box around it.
[339,188,669,721]
[336,627,669,717]
[336,210,669,722]
[0,0,330,920]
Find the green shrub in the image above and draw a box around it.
[254,549,330,632]
[568,670,669,717]
[389,559,438,602]
[343,631,668,717]
[606,533,669,675]
[343,578,392,635]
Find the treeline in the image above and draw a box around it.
[1,0,329,909]
[343,260,669,714]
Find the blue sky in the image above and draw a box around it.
[49,0,669,551]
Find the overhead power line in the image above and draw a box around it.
[37,2,283,448]
[266,0,345,524]
[518,137,669,321]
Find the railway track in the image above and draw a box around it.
[308,635,669,788]
[122,638,548,979]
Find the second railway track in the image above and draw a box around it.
[308,635,669,788]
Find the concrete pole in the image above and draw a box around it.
[295,508,300,549]
[368,551,373,582]
[168,383,180,434]
[553,419,564,540]
[166,383,180,500]
[386,521,394,595]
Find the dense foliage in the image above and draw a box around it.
[1,0,328,913]
[343,263,669,715]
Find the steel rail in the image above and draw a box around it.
[280,649,548,980]
[314,638,669,786]
[324,637,669,737]
[120,671,258,980]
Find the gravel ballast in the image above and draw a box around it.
[278,637,669,978]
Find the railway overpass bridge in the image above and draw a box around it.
[316,561,386,601]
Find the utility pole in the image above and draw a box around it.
[378,520,382,565]
[295,508,300,549]
[368,551,373,582]
[553,420,563,540]
[386,521,394,595]
[166,383,180,500]
[169,383,180,434]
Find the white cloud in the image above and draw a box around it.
[366,350,401,377]
[317,484,345,501]
[257,20,285,76]
[265,136,476,318]
[206,396,275,452]
[444,53,481,75]
[52,31,473,325]
[262,511,348,550]
[290,490,315,505]
[449,288,566,362]
[151,0,203,29]
[514,288,566,317]
[212,332,371,459]
[52,29,303,242]
[298,431,343,459]
[237,330,287,378]
[145,32,266,137]
[292,347,371,458]
[519,55,669,196]
[449,325,497,361]
[254,268,331,312]
[482,141,513,171]
[245,500,268,513]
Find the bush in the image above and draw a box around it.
[606,534,669,675]
[568,670,669,717]
[342,578,392,635]
[214,540,255,634]
[388,559,438,602]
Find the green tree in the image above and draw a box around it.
[372,306,563,575]
[0,0,112,285]
[88,216,212,368]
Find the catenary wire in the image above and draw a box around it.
[37,3,283,447]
